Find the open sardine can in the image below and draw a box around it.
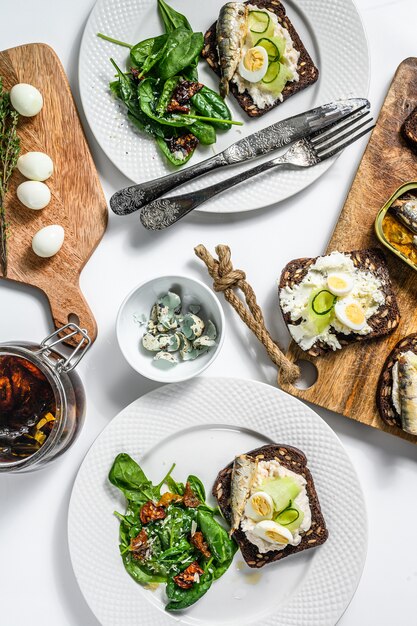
[375,181,417,272]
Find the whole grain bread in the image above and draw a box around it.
[377,333,417,430]
[279,248,401,357]
[212,444,328,568]
[202,0,319,118]
[402,105,417,150]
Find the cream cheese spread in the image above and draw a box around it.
[240,459,311,553]
[232,5,300,108]
[279,252,385,352]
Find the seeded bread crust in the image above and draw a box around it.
[212,444,328,568]
[402,106,417,150]
[377,334,417,431]
[278,248,401,357]
[202,0,319,118]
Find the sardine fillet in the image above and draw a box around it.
[398,352,417,435]
[216,2,248,98]
[229,453,257,534]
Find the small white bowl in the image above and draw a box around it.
[116,275,225,383]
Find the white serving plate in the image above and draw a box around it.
[79,0,369,213]
[68,377,367,625]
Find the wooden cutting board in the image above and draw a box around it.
[280,58,417,445]
[0,44,108,343]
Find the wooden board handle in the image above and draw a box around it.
[45,281,97,345]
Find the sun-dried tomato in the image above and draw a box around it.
[173,561,204,589]
[183,481,200,508]
[166,100,190,114]
[130,67,144,83]
[190,531,211,558]
[130,529,148,560]
[157,492,183,508]
[140,500,167,524]
[166,133,199,159]
[171,80,203,105]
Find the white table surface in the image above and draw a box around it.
[1,0,416,624]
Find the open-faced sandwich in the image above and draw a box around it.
[377,334,417,436]
[402,105,417,151]
[202,0,319,117]
[212,444,328,567]
[279,249,400,356]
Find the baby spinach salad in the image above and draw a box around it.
[109,453,237,611]
[98,0,242,166]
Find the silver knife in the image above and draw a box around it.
[110,98,369,216]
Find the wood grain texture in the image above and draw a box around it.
[280,58,417,445]
[0,44,108,343]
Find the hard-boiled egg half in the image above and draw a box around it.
[252,520,293,545]
[17,181,51,210]
[10,83,43,117]
[32,225,64,258]
[327,273,354,297]
[17,152,53,182]
[335,298,366,331]
[245,491,274,521]
[239,46,269,83]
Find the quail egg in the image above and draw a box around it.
[252,520,293,545]
[32,225,64,258]
[334,298,366,331]
[10,83,43,117]
[17,152,53,181]
[17,181,51,210]
[244,491,274,522]
[327,273,354,297]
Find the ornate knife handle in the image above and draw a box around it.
[140,158,286,230]
[109,154,227,216]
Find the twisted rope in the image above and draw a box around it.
[194,244,300,385]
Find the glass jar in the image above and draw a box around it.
[0,324,91,473]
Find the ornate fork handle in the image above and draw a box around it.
[140,156,292,230]
[110,153,227,215]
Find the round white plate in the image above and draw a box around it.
[79,0,369,213]
[68,378,367,625]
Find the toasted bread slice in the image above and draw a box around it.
[377,334,417,430]
[279,248,401,357]
[212,444,328,568]
[402,106,417,150]
[202,0,319,118]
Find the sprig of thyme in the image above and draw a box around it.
[0,78,20,277]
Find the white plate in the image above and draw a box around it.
[68,378,367,625]
[79,0,369,213]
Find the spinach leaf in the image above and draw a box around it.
[157,30,204,80]
[197,510,237,564]
[165,474,185,494]
[156,76,180,116]
[130,34,167,70]
[187,475,206,502]
[212,555,235,580]
[122,553,167,585]
[139,78,195,128]
[158,0,192,33]
[165,571,213,611]
[108,452,157,503]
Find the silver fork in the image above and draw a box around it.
[140,110,374,230]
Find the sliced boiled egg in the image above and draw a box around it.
[327,273,354,297]
[238,46,269,83]
[252,520,293,545]
[244,491,274,522]
[334,298,366,331]
[17,152,53,182]
[10,83,43,117]
[32,225,64,258]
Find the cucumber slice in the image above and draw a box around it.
[311,290,337,315]
[307,290,336,333]
[262,61,280,84]
[255,37,280,62]
[275,505,305,532]
[262,62,293,95]
[248,10,271,35]
[259,476,301,512]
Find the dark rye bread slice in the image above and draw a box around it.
[279,248,401,357]
[202,0,319,118]
[212,444,328,568]
[377,334,417,431]
[402,105,417,150]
